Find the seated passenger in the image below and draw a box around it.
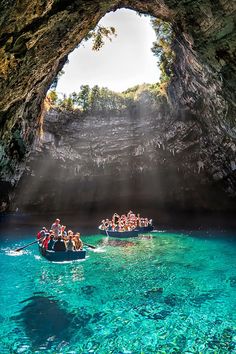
[73,233,83,250]
[37,227,47,241]
[47,235,55,251]
[42,233,50,249]
[66,235,75,251]
[60,225,67,239]
[53,235,66,252]
[144,218,149,227]
[137,214,141,227]
[101,220,106,230]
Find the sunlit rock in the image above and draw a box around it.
[0,0,235,211]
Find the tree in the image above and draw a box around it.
[84,26,117,51]
[47,90,58,105]
[59,94,74,110]
[71,92,78,106]
[77,85,90,111]
[47,83,166,114]
[89,85,101,113]
[151,18,174,84]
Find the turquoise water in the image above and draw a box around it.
[0,231,235,353]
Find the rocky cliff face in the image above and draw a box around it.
[0,0,235,211]
[13,102,236,212]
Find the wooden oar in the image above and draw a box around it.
[15,239,41,252]
[83,242,96,249]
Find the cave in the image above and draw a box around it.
[0,0,236,215]
[1,4,236,351]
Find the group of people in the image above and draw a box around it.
[37,219,83,252]
[100,211,152,232]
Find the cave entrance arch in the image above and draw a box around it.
[53,8,160,98]
[0,0,235,212]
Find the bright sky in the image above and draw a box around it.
[56,9,160,95]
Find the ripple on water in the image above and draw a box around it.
[2,248,30,257]
[0,231,235,353]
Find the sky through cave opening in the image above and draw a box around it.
[54,9,160,96]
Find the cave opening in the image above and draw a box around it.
[13,9,178,217]
[0,1,235,219]
[54,9,161,96]
[0,4,236,352]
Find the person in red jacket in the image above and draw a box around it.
[37,227,47,240]
[42,233,50,249]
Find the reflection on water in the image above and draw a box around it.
[99,237,137,248]
[0,231,236,353]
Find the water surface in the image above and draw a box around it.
[0,230,235,353]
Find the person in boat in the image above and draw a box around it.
[53,235,66,252]
[67,230,74,238]
[103,219,110,230]
[100,220,106,230]
[66,235,75,251]
[60,225,67,239]
[42,233,50,249]
[51,218,61,237]
[47,234,55,251]
[111,219,116,231]
[112,213,120,227]
[37,227,47,241]
[137,214,141,227]
[118,219,125,232]
[73,233,83,251]
[127,210,133,217]
[144,218,149,227]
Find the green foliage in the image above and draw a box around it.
[47,83,166,116]
[57,94,74,110]
[47,90,58,105]
[151,18,175,85]
[122,83,166,115]
[77,85,90,111]
[84,25,117,51]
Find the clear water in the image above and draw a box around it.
[0,231,235,353]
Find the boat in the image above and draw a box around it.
[98,225,154,238]
[38,243,86,262]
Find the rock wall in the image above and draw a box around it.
[13,103,236,212]
[0,0,235,211]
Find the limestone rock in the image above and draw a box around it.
[0,0,235,211]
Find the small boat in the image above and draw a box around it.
[98,225,153,238]
[38,244,86,262]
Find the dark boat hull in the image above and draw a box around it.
[98,225,153,238]
[38,245,86,262]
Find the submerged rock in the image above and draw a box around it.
[152,309,171,320]
[229,276,236,287]
[12,295,72,348]
[81,285,97,295]
[164,294,181,307]
[144,287,164,297]
[12,294,93,349]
